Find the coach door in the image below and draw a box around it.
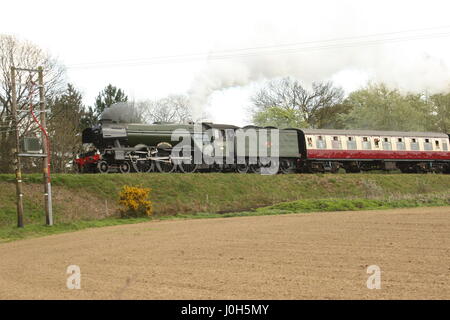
[373,136,381,150]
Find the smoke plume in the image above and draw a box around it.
[186,1,450,122]
[101,102,143,124]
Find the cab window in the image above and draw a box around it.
[212,129,222,140]
[225,129,235,140]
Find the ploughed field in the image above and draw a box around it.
[0,206,449,299]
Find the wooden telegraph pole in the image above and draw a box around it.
[38,66,53,226]
[10,66,24,228]
[10,66,53,227]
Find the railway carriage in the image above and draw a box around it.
[299,129,450,173]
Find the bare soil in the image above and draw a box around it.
[0,206,449,299]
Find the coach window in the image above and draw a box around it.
[435,140,440,150]
[307,137,313,147]
[316,136,327,149]
[410,138,419,151]
[374,138,380,148]
[443,139,448,151]
[347,136,357,150]
[332,136,342,149]
[396,138,406,150]
[424,138,433,151]
[382,137,392,150]
[362,137,371,150]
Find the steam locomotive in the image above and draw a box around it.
[75,119,450,174]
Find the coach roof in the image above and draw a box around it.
[300,128,448,139]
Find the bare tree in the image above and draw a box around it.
[0,34,65,172]
[140,94,193,124]
[251,77,344,128]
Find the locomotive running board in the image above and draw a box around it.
[149,156,192,162]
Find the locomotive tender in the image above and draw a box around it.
[75,120,450,174]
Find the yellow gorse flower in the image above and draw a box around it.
[118,185,153,217]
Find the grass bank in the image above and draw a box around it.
[0,173,449,242]
[0,193,448,243]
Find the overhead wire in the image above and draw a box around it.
[65,25,450,69]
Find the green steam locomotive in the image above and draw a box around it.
[76,120,302,174]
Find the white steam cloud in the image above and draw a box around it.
[187,43,450,122]
[101,102,142,124]
[186,0,450,122]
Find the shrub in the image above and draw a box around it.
[118,185,153,218]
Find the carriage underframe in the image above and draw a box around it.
[76,148,450,174]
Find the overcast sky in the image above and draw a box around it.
[2,0,450,125]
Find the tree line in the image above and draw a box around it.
[251,77,449,133]
[1,35,449,173]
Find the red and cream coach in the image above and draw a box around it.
[298,129,450,173]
